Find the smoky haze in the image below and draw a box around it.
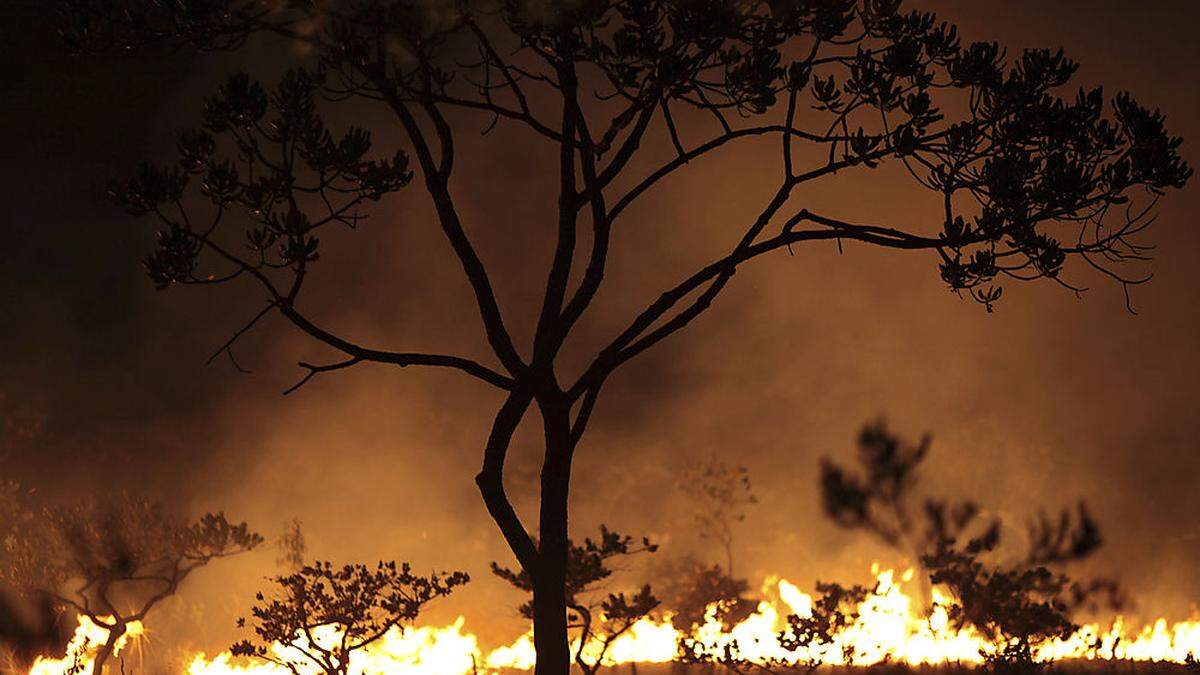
[1,0,1198,667]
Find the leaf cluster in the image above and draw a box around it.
[76,0,1192,312]
[109,67,412,291]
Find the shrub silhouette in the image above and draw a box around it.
[680,580,869,674]
[493,526,659,675]
[231,560,469,674]
[822,421,1122,671]
[0,482,261,674]
[655,554,756,633]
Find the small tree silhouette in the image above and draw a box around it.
[274,518,307,572]
[492,526,659,675]
[680,455,758,577]
[63,1,1191,670]
[821,422,1121,671]
[665,456,759,635]
[922,541,1075,673]
[231,560,469,675]
[0,482,262,675]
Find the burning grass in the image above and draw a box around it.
[17,565,1197,675]
[9,427,1199,675]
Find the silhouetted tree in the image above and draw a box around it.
[493,526,659,675]
[922,506,1121,673]
[680,455,758,577]
[821,422,1121,671]
[663,456,758,637]
[274,518,307,572]
[922,542,1075,673]
[231,560,468,674]
[0,482,262,675]
[820,421,999,574]
[63,0,1190,670]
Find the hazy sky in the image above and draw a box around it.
[1,0,1197,659]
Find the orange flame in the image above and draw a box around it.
[28,615,143,675]
[38,566,1200,673]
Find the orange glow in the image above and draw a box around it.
[37,566,1200,673]
[28,615,143,675]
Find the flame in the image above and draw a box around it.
[475,568,1200,671]
[28,615,143,675]
[38,566,1200,673]
[185,619,481,675]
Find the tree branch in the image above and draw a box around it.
[476,390,539,574]
[533,62,584,363]
[277,305,514,390]
[366,65,527,377]
[283,357,362,395]
[571,211,947,398]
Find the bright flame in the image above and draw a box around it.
[185,619,481,675]
[28,615,143,675]
[43,566,1200,673]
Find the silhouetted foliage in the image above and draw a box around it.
[0,482,261,674]
[64,0,1190,670]
[820,420,999,568]
[231,560,468,674]
[655,555,756,632]
[820,422,1108,572]
[921,514,1121,674]
[493,526,659,674]
[822,422,1122,671]
[681,580,869,674]
[922,541,1074,674]
[1023,507,1102,567]
[664,457,758,634]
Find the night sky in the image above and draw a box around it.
[1,0,1198,654]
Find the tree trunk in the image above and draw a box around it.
[532,396,575,675]
[91,620,125,675]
